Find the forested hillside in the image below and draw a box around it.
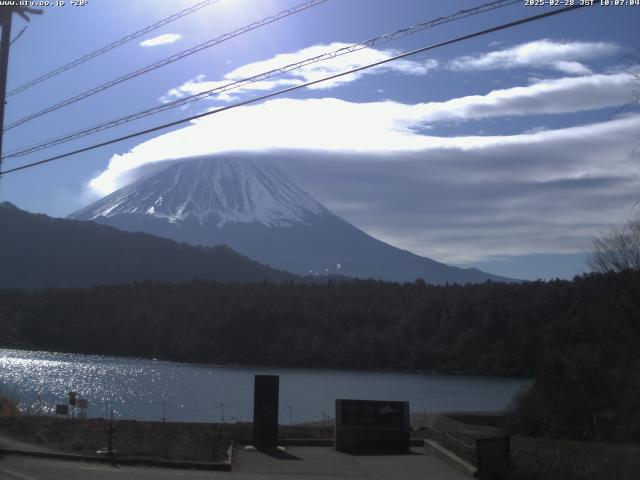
[0,202,299,289]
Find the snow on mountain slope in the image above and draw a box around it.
[73,157,327,227]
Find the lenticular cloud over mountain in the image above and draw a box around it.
[70,156,511,284]
[88,71,636,196]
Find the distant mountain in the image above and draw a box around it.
[70,157,513,284]
[0,202,299,290]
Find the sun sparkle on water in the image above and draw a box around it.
[1,348,529,422]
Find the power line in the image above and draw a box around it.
[3,0,327,132]
[2,0,520,161]
[6,0,222,98]
[0,4,586,177]
[9,24,28,46]
[0,6,42,182]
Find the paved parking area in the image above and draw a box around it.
[0,436,471,480]
[234,446,470,479]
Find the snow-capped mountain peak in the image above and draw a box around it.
[70,156,513,284]
[73,157,327,228]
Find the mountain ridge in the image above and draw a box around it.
[70,157,515,284]
[0,201,304,290]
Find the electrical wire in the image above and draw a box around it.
[3,0,327,132]
[9,24,28,46]
[0,4,587,176]
[6,0,222,97]
[2,0,520,161]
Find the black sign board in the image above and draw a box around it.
[335,399,410,452]
[340,400,405,427]
[252,375,279,449]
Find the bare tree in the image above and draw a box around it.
[589,215,640,272]
[589,50,640,272]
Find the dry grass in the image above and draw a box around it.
[0,416,335,462]
[509,436,640,480]
[417,428,478,465]
[0,396,19,417]
[0,416,230,461]
[410,412,506,466]
[409,412,640,480]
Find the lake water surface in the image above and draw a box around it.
[0,348,529,423]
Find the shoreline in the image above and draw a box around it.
[0,345,531,380]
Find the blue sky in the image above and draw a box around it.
[1,0,639,280]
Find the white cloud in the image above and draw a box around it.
[139,33,182,47]
[281,116,640,264]
[160,74,302,104]
[400,72,633,124]
[161,43,437,103]
[449,39,619,74]
[522,126,549,134]
[552,61,593,75]
[92,70,635,194]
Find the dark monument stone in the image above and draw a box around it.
[252,375,279,449]
[335,399,410,452]
[476,436,510,480]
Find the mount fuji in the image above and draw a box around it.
[69,157,511,284]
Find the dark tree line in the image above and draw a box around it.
[0,271,636,376]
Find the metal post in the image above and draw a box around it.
[107,409,114,458]
[289,405,292,425]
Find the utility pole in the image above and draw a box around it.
[0,8,13,169]
[0,6,42,176]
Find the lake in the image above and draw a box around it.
[0,348,529,423]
